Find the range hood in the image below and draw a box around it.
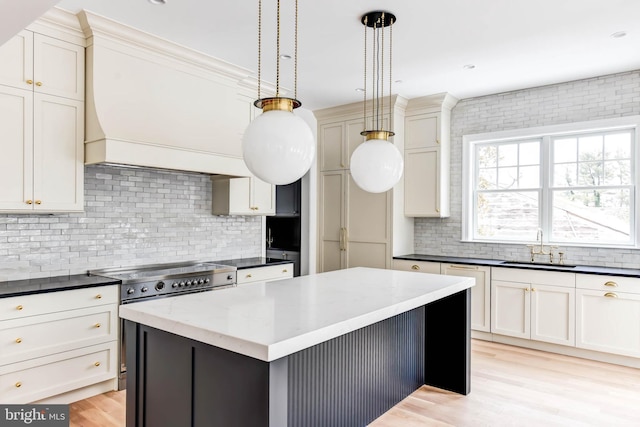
[79,10,270,177]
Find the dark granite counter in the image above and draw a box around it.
[214,257,293,270]
[394,254,640,278]
[0,274,121,298]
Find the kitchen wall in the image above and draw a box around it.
[415,69,640,269]
[0,165,262,281]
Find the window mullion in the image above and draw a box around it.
[541,136,551,242]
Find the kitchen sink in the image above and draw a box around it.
[500,261,578,269]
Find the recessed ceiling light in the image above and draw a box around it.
[463,64,476,70]
[148,0,166,5]
[355,88,365,92]
[611,31,627,39]
[280,54,292,60]
[394,79,403,84]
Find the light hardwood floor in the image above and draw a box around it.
[69,340,640,427]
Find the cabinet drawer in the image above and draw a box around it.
[393,259,441,274]
[0,285,118,321]
[492,267,575,287]
[0,341,117,404]
[237,264,294,285]
[576,274,640,294]
[0,305,117,366]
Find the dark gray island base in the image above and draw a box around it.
[124,289,470,427]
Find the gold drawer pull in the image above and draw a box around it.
[94,323,101,328]
[94,362,101,367]
[604,281,618,287]
[35,81,42,86]
[448,265,478,270]
[95,294,102,299]
[282,269,288,273]
[246,274,252,278]
[15,382,22,388]
[25,200,32,205]
[15,338,22,344]
[604,292,618,298]
[26,79,33,85]
[35,200,42,205]
[411,265,420,271]
[16,305,23,311]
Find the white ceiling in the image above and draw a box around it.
[50,0,640,111]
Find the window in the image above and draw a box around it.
[463,117,640,247]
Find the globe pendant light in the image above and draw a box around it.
[242,0,315,186]
[350,11,403,194]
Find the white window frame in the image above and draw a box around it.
[462,116,640,248]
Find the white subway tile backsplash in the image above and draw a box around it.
[415,69,640,268]
[0,165,262,281]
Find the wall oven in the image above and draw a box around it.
[89,261,237,390]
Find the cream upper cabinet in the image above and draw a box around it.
[442,263,491,333]
[404,93,458,218]
[211,175,275,216]
[0,30,84,100]
[319,118,365,171]
[491,267,575,346]
[575,274,640,358]
[0,27,85,213]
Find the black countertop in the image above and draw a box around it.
[0,274,121,298]
[214,257,293,270]
[0,258,293,299]
[394,254,640,278]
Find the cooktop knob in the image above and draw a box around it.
[204,278,210,283]
[172,282,178,288]
[141,287,148,293]
[127,288,135,295]
[198,279,204,285]
[186,280,192,286]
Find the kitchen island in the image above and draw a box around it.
[120,267,474,427]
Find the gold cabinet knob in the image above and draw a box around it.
[604,292,618,298]
[246,274,252,278]
[16,305,23,311]
[25,200,32,205]
[282,269,288,273]
[524,288,530,292]
[604,281,618,287]
[95,294,102,299]
[94,361,101,367]
[411,264,420,271]
[35,81,42,86]
[94,323,101,328]
[15,382,22,388]
[531,288,536,292]
[26,79,33,85]
[15,338,22,344]
[35,200,42,205]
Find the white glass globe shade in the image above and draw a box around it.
[242,109,315,185]
[350,139,404,193]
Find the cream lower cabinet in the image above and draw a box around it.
[0,285,118,403]
[576,274,640,358]
[236,264,294,285]
[211,175,275,215]
[319,170,391,272]
[442,263,491,332]
[392,259,441,274]
[491,267,575,346]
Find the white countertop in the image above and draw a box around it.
[119,267,474,362]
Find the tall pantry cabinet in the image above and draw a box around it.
[315,97,411,272]
[0,12,86,213]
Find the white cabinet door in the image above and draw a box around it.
[0,30,33,91]
[491,280,530,339]
[442,263,491,332]
[32,93,84,212]
[251,176,275,214]
[576,289,640,358]
[404,148,441,217]
[318,170,346,272]
[405,113,439,150]
[530,284,575,346]
[0,87,33,211]
[32,34,84,100]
